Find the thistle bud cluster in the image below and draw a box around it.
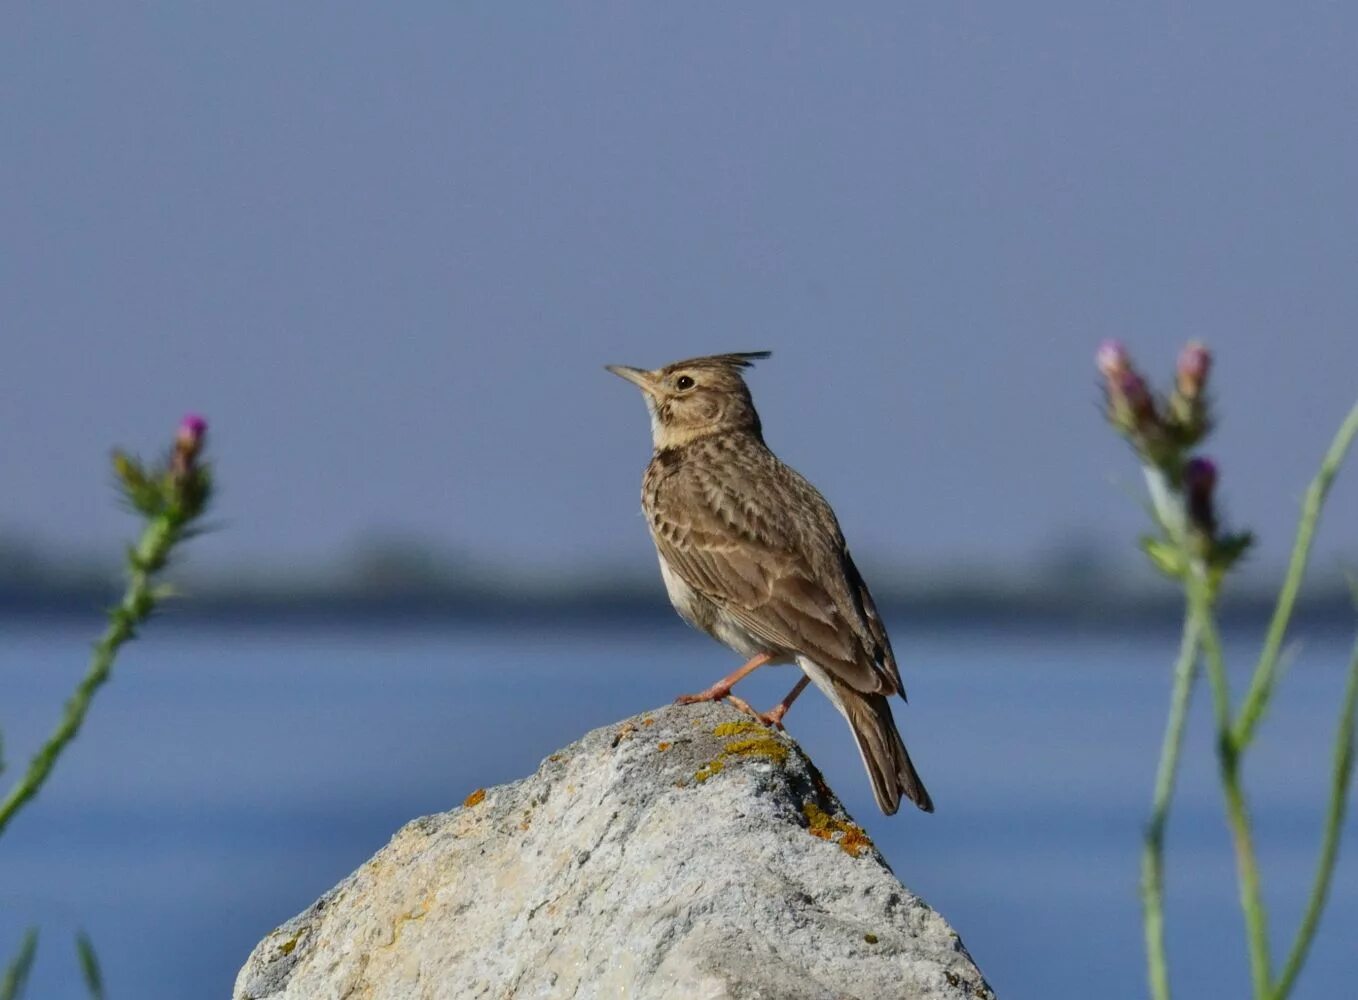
[113,413,213,523]
[1097,342,1250,577]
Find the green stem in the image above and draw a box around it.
[1191,573,1272,998]
[1271,636,1358,1000]
[1235,400,1358,750]
[0,929,38,1000]
[1223,763,1271,1000]
[1142,611,1203,1000]
[0,515,181,838]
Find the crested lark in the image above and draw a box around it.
[606,352,934,815]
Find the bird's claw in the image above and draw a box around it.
[674,691,787,729]
[674,687,730,706]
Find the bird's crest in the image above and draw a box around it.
[659,351,771,374]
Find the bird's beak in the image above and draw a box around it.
[604,364,661,397]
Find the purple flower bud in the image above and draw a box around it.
[1117,369,1155,419]
[1184,456,1217,535]
[1099,340,1168,448]
[1184,455,1216,490]
[177,413,207,448]
[1176,341,1211,399]
[1096,339,1130,378]
[172,413,208,478]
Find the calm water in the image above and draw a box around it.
[0,619,1355,999]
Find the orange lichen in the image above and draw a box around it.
[802,802,874,857]
[839,825,872,858]
[657,742,671,752]
[463,788,486,808]
[642,717,655,726]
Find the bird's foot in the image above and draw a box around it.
[758,702,791,730]
[674,653,775,709]
[675,689,785,729]
[674,683,735,706]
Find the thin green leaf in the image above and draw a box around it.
[1141,536,1186,578]
[1236,399,1358,749]
[0,929,38,1000]
[1272,635,1358,999]
[75,932,104,1000]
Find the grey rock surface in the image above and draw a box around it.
[233,702,992,1000]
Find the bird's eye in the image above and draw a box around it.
[675,375,695,391]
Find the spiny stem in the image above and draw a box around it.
[1271,636,1358,1000]
[1235,400,1358,749]
[1142,611,1202,1000]
[0,515,183,838]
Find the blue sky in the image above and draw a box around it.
[4,4,1356,575]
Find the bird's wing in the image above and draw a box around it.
[650,459,899,697]
[841,549,906,699]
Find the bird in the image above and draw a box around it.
[605,351,933,815]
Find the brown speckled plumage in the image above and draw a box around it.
[607,352,933,815]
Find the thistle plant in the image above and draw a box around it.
[1099,342,1358,1000]
[0,415,211,999]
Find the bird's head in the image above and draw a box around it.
[605,351,770,449]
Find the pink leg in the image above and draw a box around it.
[676,652,774,706]
[761,675,811,729]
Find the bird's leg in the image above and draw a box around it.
[759,675,811,730]
[709,675,811,729]
[675,652,773,707]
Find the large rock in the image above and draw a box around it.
[234,702,992,1000]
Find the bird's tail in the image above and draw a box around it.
[840,687,934,815]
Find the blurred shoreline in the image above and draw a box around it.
[5,535,1353,633]
[5,575,1354,635]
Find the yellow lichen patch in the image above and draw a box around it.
[547,753,562,763]
[277,934,299,957]
[721,736,788,764]
[804,802,834,834]
[657,741,671,752]
[694,758,726,783]
[642,717,655,726]
[463,788,486,808]
[685,723,791,787]
[712,720,766,738]
[802,802,874,858]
